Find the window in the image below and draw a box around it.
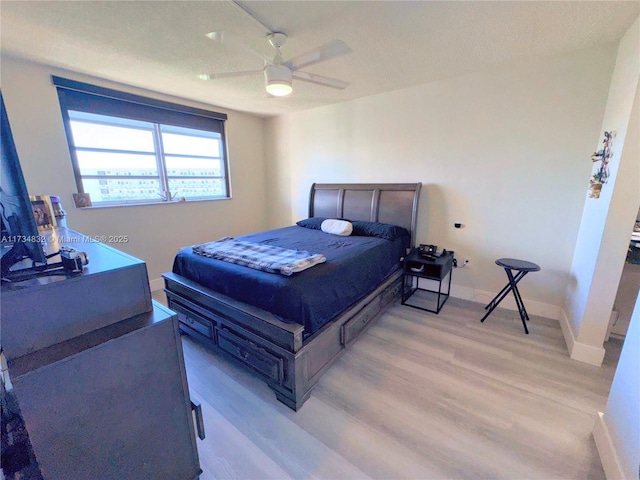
[54,76,229,206]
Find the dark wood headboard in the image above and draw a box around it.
[308,183,422,248]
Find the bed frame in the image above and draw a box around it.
[163,183,421,410]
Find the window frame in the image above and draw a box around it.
[53,76,230,207]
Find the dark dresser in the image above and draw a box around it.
[1,228,202,479]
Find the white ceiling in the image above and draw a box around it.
[1,1,638,118]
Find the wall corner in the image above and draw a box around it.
[593,411,628,480]
[559,307,606,366]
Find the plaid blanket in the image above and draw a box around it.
[193,237,326,276]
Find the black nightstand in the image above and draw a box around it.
[402,248,453,314]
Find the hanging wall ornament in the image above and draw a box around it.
[588,130,616,199]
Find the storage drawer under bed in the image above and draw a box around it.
[379,278,402,307]
[216,326,285,385]
[340,297,381,346]
[168,297,215,340]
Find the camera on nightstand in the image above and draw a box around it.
[60,246,89,273]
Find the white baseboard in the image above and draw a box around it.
[593,411,627,480]
[450,284,561,320]
[559,308,577,354]
[559,308,606,366]
[149,277,164,292]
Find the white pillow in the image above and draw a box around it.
[321,219,353,236]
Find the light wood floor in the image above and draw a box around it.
[155,292,623,479]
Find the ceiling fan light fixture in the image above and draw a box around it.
[266,82,292,97]
[264,64,293,96]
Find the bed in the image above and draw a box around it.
[163,182,421,410]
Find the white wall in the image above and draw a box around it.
[594,292,640,479]
[265,45,617,319]
[1,56,269,283]
[562,19,640,365]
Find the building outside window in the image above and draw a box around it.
[54,76,230,206]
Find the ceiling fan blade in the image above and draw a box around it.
[292,71,350,90]
[284,40,352,71]
[197,70,263,80]
[205,31,270,64]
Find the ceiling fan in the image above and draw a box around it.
[198,31,352,97]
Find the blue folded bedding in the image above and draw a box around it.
[172,225,406,335]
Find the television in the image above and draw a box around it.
[0,91,48,277]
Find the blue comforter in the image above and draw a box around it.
[172,225,405,335]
